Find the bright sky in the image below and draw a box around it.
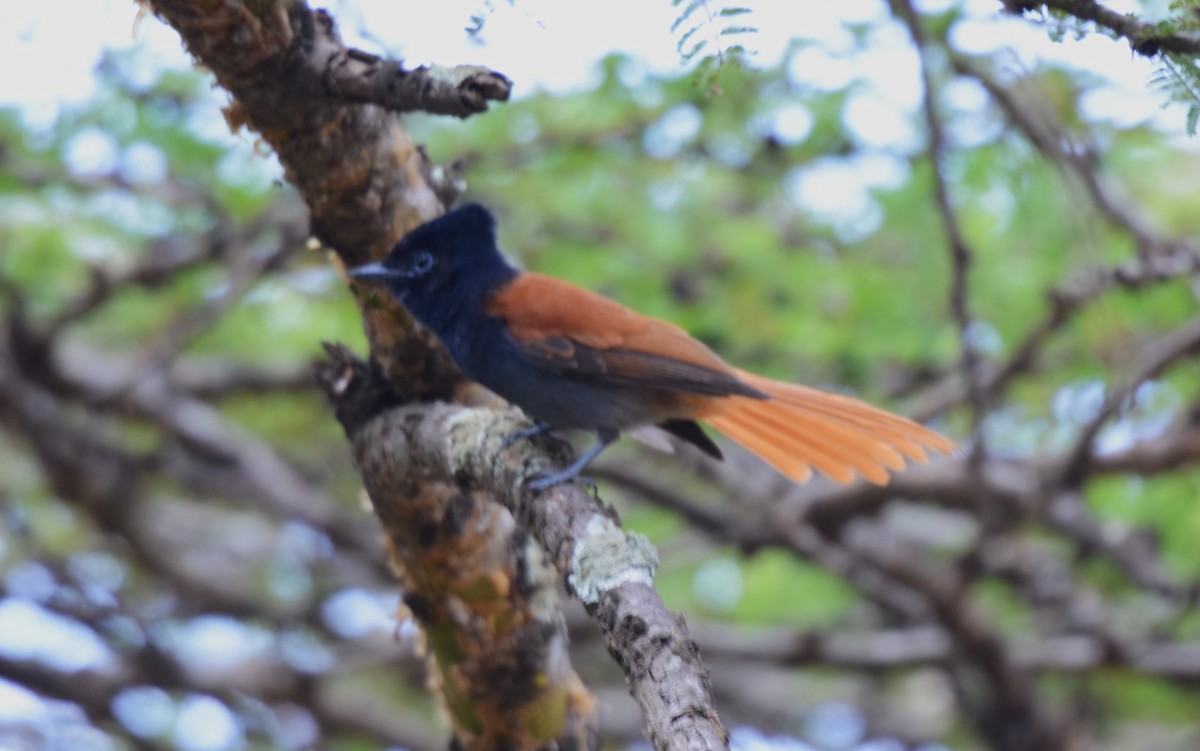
[0,0,1180,128]
[1,0,1184,248]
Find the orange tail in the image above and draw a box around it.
[699,369,956,485]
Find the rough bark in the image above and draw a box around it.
[142,3,612,749]
[318,345,729,751]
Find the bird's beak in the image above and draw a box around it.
[349,262,398,284]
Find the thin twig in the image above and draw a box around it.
[892,0,988,450]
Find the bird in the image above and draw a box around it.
[351,203,955,490]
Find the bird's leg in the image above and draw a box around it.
[527,430,617,491]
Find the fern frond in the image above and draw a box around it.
[1152,55,1200,135]
[718,25,758,37]
[681,40,709,63]
[669,0,758,85]
[676,25,703,54]
[671,0,707,33]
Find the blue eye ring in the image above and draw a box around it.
[409,250,435,277]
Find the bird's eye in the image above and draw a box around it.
[409,251,435,277]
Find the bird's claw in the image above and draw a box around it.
[520,430,613,495]
[501,423,568,451]
[527,470,598,494]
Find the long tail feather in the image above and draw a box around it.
[699,369,955,485]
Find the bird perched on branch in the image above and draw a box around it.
[352,204,954,490]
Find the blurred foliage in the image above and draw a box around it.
[3,3,1200,750]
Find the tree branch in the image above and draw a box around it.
[337,392,729,751]
[326,48,512,117]
[951,54,1163,249]
[137,4,605,747]
[1060,315,1200,486]
[892,0,988,444]
[147,0,471,396]
[1011,0,1200,57]
[694,619,1200,679]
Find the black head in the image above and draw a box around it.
[350,203,515,326]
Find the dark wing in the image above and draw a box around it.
[487,273,764,399]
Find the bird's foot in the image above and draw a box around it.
[527,468,598,494]
[524,436,612,493]
[501,422,569,451]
